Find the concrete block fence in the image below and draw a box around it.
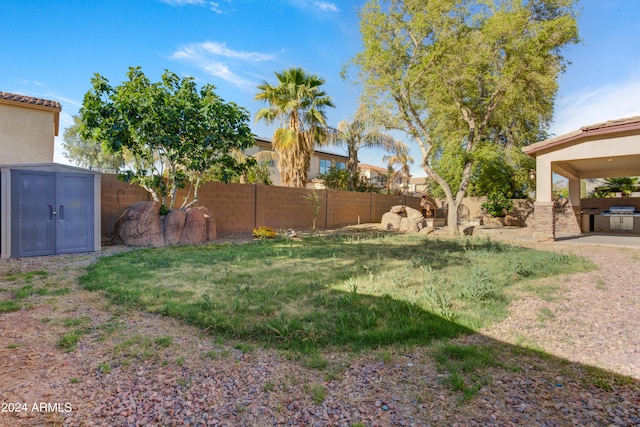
[100,174,422,240]
[100,174,547,241]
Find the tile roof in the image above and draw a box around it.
[358,163,388,173]
[0,91,61,110]
[523,115,640,156]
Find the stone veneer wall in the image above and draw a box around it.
[533,201,555,242]
[553,198,581,236]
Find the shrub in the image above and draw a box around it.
[481,192,514,218]
[252,226,277,239]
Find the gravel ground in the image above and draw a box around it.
[0,230,639,427]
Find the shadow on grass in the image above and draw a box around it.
[79,233,592,353]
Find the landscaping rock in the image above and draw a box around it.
[419,225,435,235]
[381,212,402,231]
[483,216,505,227]
[164,209,187,245]
[405,206,424,223]
[112,201,165,247]
[390,205,406,214]
[399,217,419,233]
[179,208,207,245]
[196,206,217,241]
[112,202,217,248]
[383,205,427,233]
[504,213,520,227]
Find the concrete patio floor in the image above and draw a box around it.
[554,232,640,249]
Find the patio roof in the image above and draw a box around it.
[523,116,640,180]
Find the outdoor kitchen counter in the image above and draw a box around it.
[594,211,640,233]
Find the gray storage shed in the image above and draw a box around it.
[0,163,101,258]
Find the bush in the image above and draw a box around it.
[481,193,513,218]
[252,226,277,239]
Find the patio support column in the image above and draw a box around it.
[568,178,582,234]
[533,201,555,241]
[533,158,555,242]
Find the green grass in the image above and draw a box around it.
[58,331,84,352]
[433,342,501,400]
[79,234,593,352]
[0,300,21,313]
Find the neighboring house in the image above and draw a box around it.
[0,91,60,163]
[358,163,388,189]
[407,176,429,195]
[248,136,350,188]
[0,91,101,258]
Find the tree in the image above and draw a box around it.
[327,105,400,191]
[383,144,414,194]
[319,165,382,192]
[80,67,255,211]
[62,115,124,170]
[350,0,579,234]
[428,143,535,199]
[603,177,639,198]
[255,67,335,187]
[227,149,275,185]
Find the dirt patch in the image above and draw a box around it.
[0,232,639,426]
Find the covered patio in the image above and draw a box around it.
[523,116,640,242]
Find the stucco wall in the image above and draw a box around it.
[0,104,55,163]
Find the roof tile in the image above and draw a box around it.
[0,91,61,110]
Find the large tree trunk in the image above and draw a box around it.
[446,197,461,236]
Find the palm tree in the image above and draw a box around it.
[383,145,414,194]
[327,105,399,191]
[603,177,639,197]
[229,149,276,184]
[254,68,335,187]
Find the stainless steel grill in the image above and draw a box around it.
[601,206,639,231]
[601,206,640,217]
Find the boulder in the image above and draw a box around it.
[164,209,187,245]
[405,206,424,222]
[504,213,520,227]
[195,206,217,241]
[113,201,165,247]
[390,205,406,214]
[419,225,435,235]
[483,216,505,227]
[179,208,207,245]
[205,216,217,241]
[381,212,402,231]
[399,216,419,233]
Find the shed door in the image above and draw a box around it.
[11,170,94,257]
[55,173,95,254]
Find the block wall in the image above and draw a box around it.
[102,174,537,239]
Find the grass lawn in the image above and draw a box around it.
[80,233,594,352]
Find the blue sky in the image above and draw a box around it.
[2,0,639,177]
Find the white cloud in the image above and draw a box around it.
[171,42,276,90]
[286,0,340,13]
[185,41,276,62]
[159,0,223,14]
[551,76,640,136]
[314,2,340,12]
